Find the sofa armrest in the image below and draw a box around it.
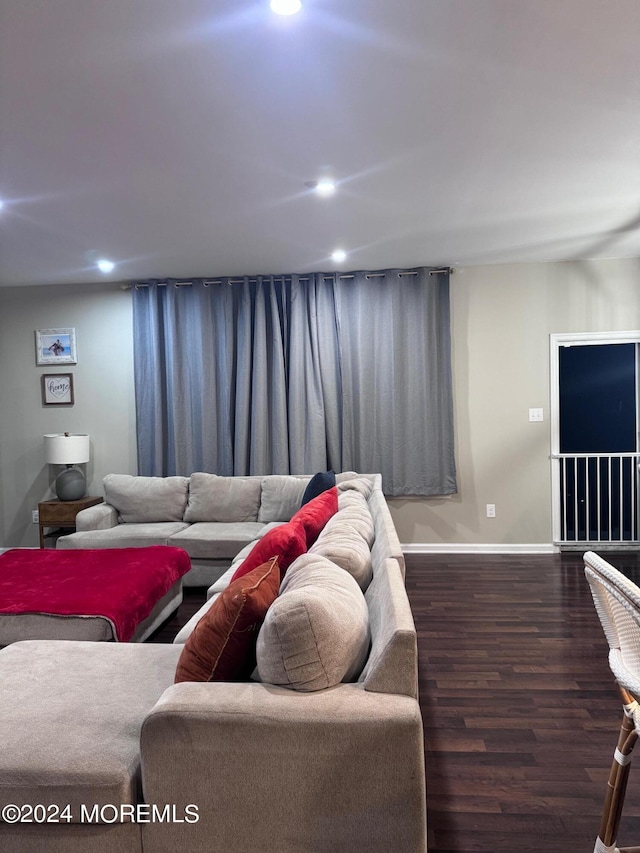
[75,503,118,530]
[140,681,426,853]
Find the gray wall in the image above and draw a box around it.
[0,283,136,546]
[1,259,638,548]
[388,257,640,546]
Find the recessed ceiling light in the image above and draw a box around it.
[331,249,347,264]
[96,258,115,274]
[315,180,336,196]
[270,0,302,15]
[0,199,5,211]
[304,179,336,196]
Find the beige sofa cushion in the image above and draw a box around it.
[256,553,370,691]
[0,640,182,821]
[104,474,189,523]
[334,470,360,483]
[56,522,189,549]
[258,476,309,522]
[335,491,375,545]
[368,487,406,578]
[169,522,265,559]
[309,529,372,590]
[184,473,262,523]
[337,475,374,499]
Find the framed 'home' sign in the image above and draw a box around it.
[41,373,74,406]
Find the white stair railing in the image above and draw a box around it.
[551,453,640,545]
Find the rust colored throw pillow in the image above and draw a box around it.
[289,486,338,548]
[175,557,280,683]
[230,520,307,583]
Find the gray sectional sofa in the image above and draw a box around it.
[57,471,377,585]
[0,472,427,853]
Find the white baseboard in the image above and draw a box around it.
[401,542,558,555]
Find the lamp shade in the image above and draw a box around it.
[44,433,90,465]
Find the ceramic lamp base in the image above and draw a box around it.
[55,466,86,501]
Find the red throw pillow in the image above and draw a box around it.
[231,520,307,582]
[175,557,280,683]
[289,486,338,547]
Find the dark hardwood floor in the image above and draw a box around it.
[406,550,640,852]
[149,550,640,852]
[146,586,208,644]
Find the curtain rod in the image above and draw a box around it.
[129,267,452,289]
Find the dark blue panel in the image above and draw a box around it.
[559,343,636,454]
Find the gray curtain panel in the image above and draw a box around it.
[132,268,456,496]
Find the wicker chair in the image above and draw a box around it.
[584,550,640,853]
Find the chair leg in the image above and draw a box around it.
[595,689,639,853]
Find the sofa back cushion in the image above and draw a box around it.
[305,490,374,589]
[104,474,189,523]
[337,475,373,499]
[184,473,262,523]
[368,487,406,578]
[256,553,370,691]
[335,490,375,545]
[258,476,309,522]
[309,529,372,590]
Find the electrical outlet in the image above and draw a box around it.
[529,407,544,422]
[486,504,496,518]
[31,510,39,524]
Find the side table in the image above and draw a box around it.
[38,497,104,549]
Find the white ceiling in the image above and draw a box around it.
[1,0,640,286]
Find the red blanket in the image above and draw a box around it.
[0,547,191,642]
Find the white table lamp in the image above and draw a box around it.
[44,432,90,501]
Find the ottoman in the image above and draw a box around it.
[0,546,190,645]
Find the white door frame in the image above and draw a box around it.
[549,330,640,544]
